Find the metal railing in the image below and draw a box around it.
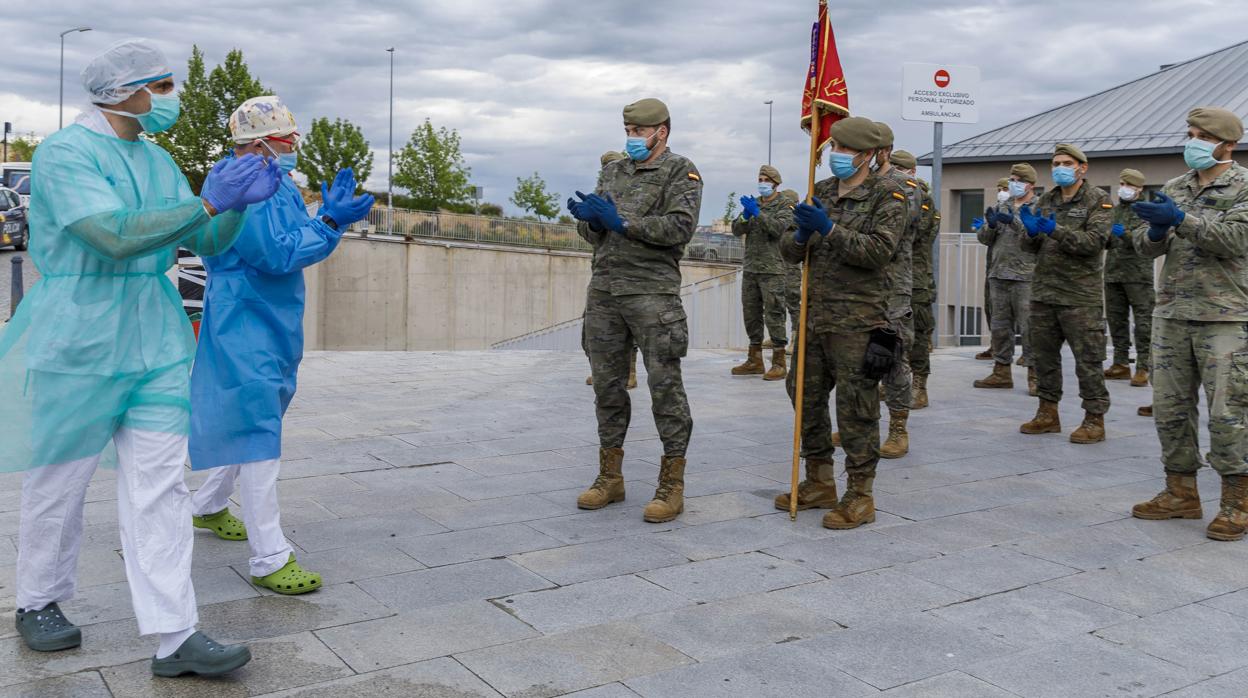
[937,232,989,347]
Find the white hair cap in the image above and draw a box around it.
[81,39,172,105]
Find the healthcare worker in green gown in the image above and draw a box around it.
[0,39,281,676]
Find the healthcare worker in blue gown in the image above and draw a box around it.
[0,39,282,675]
[189,96,374,595]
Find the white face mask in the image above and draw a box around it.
[996,190,1010,203]
[1117,186,1139,202]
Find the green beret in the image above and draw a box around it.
[890,150,916,169]
[829,117,880,152]
[1187,107,1244,143]
[622,98,669,126]
[759,165,782,185]
[1010,163,1037,183]
[1054,143,1087,163]
[874,122,895,148]
[600,151,626,168]
[1119,168,1145,187]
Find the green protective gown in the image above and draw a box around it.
[0,116,246,471]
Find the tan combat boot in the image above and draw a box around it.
[731,345,766,376]
[1104,363,1131,380]
[975,348,993,360]
[762,337,774,349]
[973,362,1013,389]
[1020,400,1061,435]
[830,432,842,447]
[911,374,929,410]
[774,457,838,510]
[577,448,626,510]
[1027,367,1038,397]
[822,472,875,530]
[586,375,593,386]
[763,348,787,381]
[1138,404,1153,417]
[1131,368,1150,387]
[1207,475,1248,541]
[643,456,685,523]
[880,410,909,459]
[1069,412,1105,444]
[1015,355,1025,366]
[1132,472,1201,520]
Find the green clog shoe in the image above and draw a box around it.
[252,555,322,595]
[192,508,247,541]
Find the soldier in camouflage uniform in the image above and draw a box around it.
[973,163,1039,395]
[586,150,638,391]
[976,178,1012,360]
[567,98,703,524]
[783,189,803,338]
[1102,168,1155,387]
[731,165,795,381]
[773,117,906,531]
[1131,107,1248,542]
[899,153,940,410]
[1018,143,1112,444]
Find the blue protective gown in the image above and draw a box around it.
[0,115,246,472]
[188,171,341,470]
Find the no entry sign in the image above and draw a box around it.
[902,63,980,124]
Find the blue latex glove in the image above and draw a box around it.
[971,217,985,232]
[201,155,268,213]
[1019,205,1041,237]
[1133,192,1186,227]
[741,195,761,220]
[995,209,1015,225]
[1111,223,1125,237]
[793,197,834,241]
[1147,223,1170,242]
[235,158,283,210]
[984,206,998,229]
[319,168,374,227]
[585,193,625,234]
[1036,213,1057,235]
[567,190,596,222]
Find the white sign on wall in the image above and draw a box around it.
[901,63,980,124]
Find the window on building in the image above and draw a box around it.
[956,190,984,233]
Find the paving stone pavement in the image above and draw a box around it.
[0,346,1243,697]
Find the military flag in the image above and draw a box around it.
[800,0,849,154]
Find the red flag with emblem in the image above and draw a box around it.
[800,0,849,153]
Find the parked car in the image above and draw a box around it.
[686,231,741,262]
[0,186,26,251]
[1,163,31,208]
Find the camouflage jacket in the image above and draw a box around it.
[731,190,794,274]
[779,173,905,334]
[912,180,939,303]
[978,198,1038,282]
[1135,163,1248,321]
[577,150,704,296]
[1022,182,1112,307]
[882,168,921,316]
[1105,200,1153,284]
[781,190,802,270]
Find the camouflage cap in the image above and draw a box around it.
[890,150,916,169]
[759,164,782,184]
[1119,168,1146,187]
[600,151,626,167]
[1053,143,1087,163]
[829,117,881,152]
[622,98,669,126]
[1187,107,1244,143]
[874,122,895,148]
[997,178,1010,190]
[1010,163,1038,183]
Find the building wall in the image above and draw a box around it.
[303,236,736,351]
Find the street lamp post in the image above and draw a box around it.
[59,27,92,129]
[764,100,774,165]
[386,47,395,233]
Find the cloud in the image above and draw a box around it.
[3,0,1246,221]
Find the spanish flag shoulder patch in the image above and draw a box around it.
[905,180,917,188]
[1101,203,1113,209]
[921,204,931,211]
[687,172,701,182]
[892,191,906,201]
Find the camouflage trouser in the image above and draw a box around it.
[583,289,692,456]
[741,271,788,347]
[989,278,1032,367]
[1030,301,1110,414]
[786,330,880,476]
[910,297,934,377]
[983,261,992,330]
[1152,318,1248,475]
[883,310,914,412]
[1105,282,1155,369]
[784,264,803,337]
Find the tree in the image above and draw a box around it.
[297,117,373,192]
[5,134,39,161]
[393,118,474,211]
[154,46,268,193]
[478,202,504,217]
[510,172,560,221]
[722,191,739,225]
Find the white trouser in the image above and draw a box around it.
[17,428,198,636]
[190,459,292,578]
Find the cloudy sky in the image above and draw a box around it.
[2,0,1246,223]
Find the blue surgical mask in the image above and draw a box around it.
[1183,138,1230,171]
[1052,165,1078,187]
[98,85,181,134]
[275,152,298,174]
[625,136,652,161]
[758,182,775,197]
[1008,180,1028,198]
[829,152,859,179]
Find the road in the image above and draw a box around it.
[0,248,40,323]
